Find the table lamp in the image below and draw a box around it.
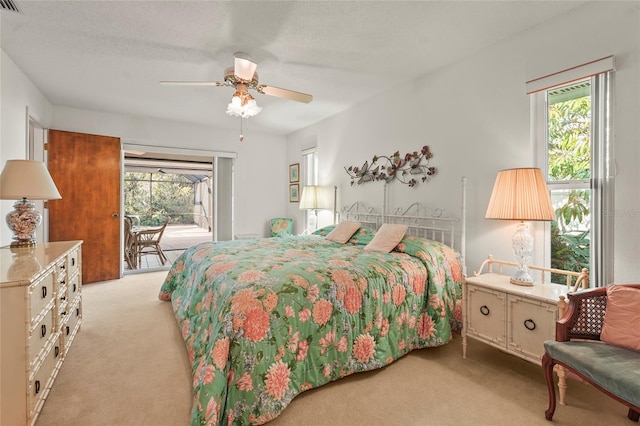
[485,168,555,286]
[299,185,334,232]
[0,160,62,247]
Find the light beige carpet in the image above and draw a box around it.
[36,272,630,426]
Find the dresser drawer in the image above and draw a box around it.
[508,296,558,361]
[66,248,80,276]
[29,337,62,420]
[29,272,55,320]
[466,284,507,346]
[67,273,81,304]
[28,307,56,370]
[61,300,82,356]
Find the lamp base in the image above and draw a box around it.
[6,198,41,248]
[10,240,38,248]
[509,277,534,286]
[511,221,534,287]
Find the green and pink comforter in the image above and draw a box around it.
[159,231,463,425]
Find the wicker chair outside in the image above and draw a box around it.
[123,216,138,269]
[135,219,169,266]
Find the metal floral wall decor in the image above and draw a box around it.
[345,145,436,187]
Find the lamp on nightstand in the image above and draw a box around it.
[299,185,334,233]
[485,168,555,286]
[0,160,62,248]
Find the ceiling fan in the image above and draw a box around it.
[160,52,313,119]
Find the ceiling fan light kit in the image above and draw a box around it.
[226,84,262,118]
[161,52,312,140]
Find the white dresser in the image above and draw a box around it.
[0,240,83,426]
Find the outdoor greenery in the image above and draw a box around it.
[548,90,591,282]
[124,172,196,226]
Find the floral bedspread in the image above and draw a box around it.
[159,231,463,425]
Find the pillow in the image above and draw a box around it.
[313,224,336,236]
[600,285,640,352]
[325,221,362,244]
[347,226,376,246]
[363,223,409,253]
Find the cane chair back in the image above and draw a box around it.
[134,219,169,266]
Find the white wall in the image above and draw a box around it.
[51,106,289,238]
[0,50,54,245]
[287,1,640,283]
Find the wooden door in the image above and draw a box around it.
[47,130,121,283]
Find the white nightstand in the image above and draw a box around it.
[462,257,589,405]
[462,272,568,364]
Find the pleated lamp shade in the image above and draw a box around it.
[485,168,555,221]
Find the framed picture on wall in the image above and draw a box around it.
[289,163,300,183]
[289,184,299,202]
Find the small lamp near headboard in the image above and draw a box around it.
[485,168,555,286]
[299,185,335,232]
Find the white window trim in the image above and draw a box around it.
[531,67,615,287]
[526,56,614,94]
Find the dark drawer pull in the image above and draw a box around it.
[73,283,77,292]
[71,258,76,267]
[41,324,47,338]
[42,286,47,299]
[76,307,80,316]
[479,305,490,316]
[55,346,60,357]
[35,380,41,394]
[66,325,70,336]
[60,296,66,301]
[524,319,536,331]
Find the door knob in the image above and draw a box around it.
[112,213,119,218]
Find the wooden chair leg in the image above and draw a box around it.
[542,353,557,421]
[556,365,568,405]
[629,408,640,422]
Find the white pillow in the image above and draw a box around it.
[363,224,409,253]
[325,221,362,243]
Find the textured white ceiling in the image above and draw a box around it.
[1,1,586,136]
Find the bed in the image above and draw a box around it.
[159,183,466,425]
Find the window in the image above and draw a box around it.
[302,148,318,232]
[530,59,614,287]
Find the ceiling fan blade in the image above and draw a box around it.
[234,56,257,82]
[257,85,313,103]
[160,81,226,86]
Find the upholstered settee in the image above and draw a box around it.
[542,284,640,422]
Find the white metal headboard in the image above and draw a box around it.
[339,201,382,229]
[385,203,458,248]
[339,177,467,275]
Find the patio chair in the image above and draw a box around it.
[123,216,138,269]
[135,219,169,266]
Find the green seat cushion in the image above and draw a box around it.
[545,340,640,407]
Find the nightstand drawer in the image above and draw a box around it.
[466,284,507,346]
[508,296,558,361]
